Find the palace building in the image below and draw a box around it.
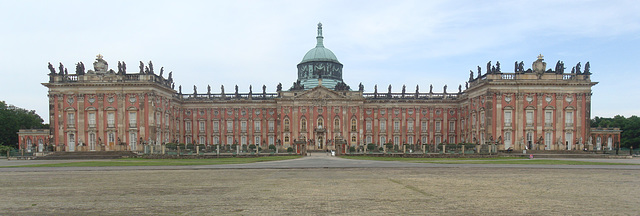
[39,23,600,153]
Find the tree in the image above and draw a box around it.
[0,101,48,148]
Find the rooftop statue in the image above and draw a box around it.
[249,85,253,96]
[159,67,164,77]
[496,61,501,73]
[148,61,154,74]
[477,66,481,77]
[575,62,581,74]
[429,84,433,94]
[358,82,364,92]
[514,61,518,72]
[465,81,468,89]
[469,70,473,81]
[122,61,126,74]
[92,54,108,73]
[64,68,68,75]
[584,62,590,74]
[168,71,172,80]
[486,61,491,74]
[235,85,239,98]
[458,84,462,93]
[193,85,197,95]
[571,67,575,74]
[139,61,144,73]
[262,85,266,97]
[415,85,419,98]
[76,62,85,75]
[277,83,282,92]
[221,85,225,98]
[47,62,56,74]
[401,85,406,97]
[518,61,524,72]
[179,85,182,94]
[59,63,64,75]
[207,85,211,95]
[117,61,122,74]
[443,85,447,94]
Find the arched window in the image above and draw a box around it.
[317,118,324,128]
[284,118,290,131]
[334,119,340,130]
[351,119,357,132]
[301,119,307,131]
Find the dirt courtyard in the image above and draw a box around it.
[1,168,638,215]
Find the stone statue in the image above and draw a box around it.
[486,61,491,74]
[491,66,496,74]
[144,66,149,74]
[168,72,172,80]
[48,62,56,74]
[117,61,122,74]
[584,62,590,74]
[121,61,126,74]
[496,61,501,73]
[358,82,364,92]
[429,84,433,94]
[221,85,225,97]
[262,85,267,97]
[374,85,378,98]
[193,85,197,95]
[401,85,406,97]
[148,61,154,74]
[159,67,164,77]
[415,85,419,98]
[477,66,481,77]
[575,62,581,74]
[443,85,447,94]
[179,85,182,94]
[64,68,68,75]
[387,84,392,98]
[515,61,519,72]
[518,61,524,72]
[458,84,462,93]
[235,85,239,98]
[465,82,468,89]
[76,62,85,75]
[277,83,282,92]
[249,85,253,96]
[207,85,211,95]
[139,61,144,73]
[571,67,575,74]
[469,70,474,81]
[59,63,64,76]
[172,83,175,89]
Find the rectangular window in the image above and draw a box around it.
[393,136,399,145]
[421,121,427,132]
[88,113,96,128]
[241,121,247,132]
[67,113,75,128]
[435,136,442,145]
[255,136,261,146]
[480,112,485,125]
[129,132,137,150]
[128,112,136,128]
[380,120,386,132]
[366,136,372,144]
[185,121,192,132]
[380,135,386,144]
[472,114,476,127]
[213,121,219,132]
[448,135,455,144]
[107,113,115,128]
[268,121,274,132]
[449,121,455,132]
[394,121,400,132]
[545,132,552,150]
[526,111,534,126]
[366,121,372,132]
[199,136,205,144]
[156,113,161,126]
[435,121,441,132]
[213,136,219,145]
[199,121,205,132]
[269,136,274,145]
[227,121,233,132]
[545,111,553,127]
[504,110,512,126]
[108,132,115,145]
[408,136,414,144]
[565,111,573,127]
[254,121,261,132]
[421,136,427,144]
[165,114,169,127]
[241,136,247,145]
[227,136,233,145]
[407,121,414,132]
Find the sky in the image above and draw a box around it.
[1,0,639,122]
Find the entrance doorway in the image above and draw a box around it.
[317,136,324,149]
[68,133,75,152]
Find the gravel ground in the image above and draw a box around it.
[1,168,638,215]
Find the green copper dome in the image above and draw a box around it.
[300,23,341,64]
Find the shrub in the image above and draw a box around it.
[165,143,177,150]
[385,143,393,150]
[249,144,256,150]
[231,144,238,150]
[185,144,195,150]
[349,146,356,152]
[367,143,376,151]
[378,147,384,151]
[0,145,13,155]
[286,147,294,153]
[268,144,276,151]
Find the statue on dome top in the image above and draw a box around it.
[317,22,322,37]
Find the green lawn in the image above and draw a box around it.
[341,156,632,165]
[11,156,301,167]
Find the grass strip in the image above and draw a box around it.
[11,156,301,167]
[341,156,632,165]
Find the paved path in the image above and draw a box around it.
[1,153,639,172]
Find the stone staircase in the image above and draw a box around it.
[34,151,139,160]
